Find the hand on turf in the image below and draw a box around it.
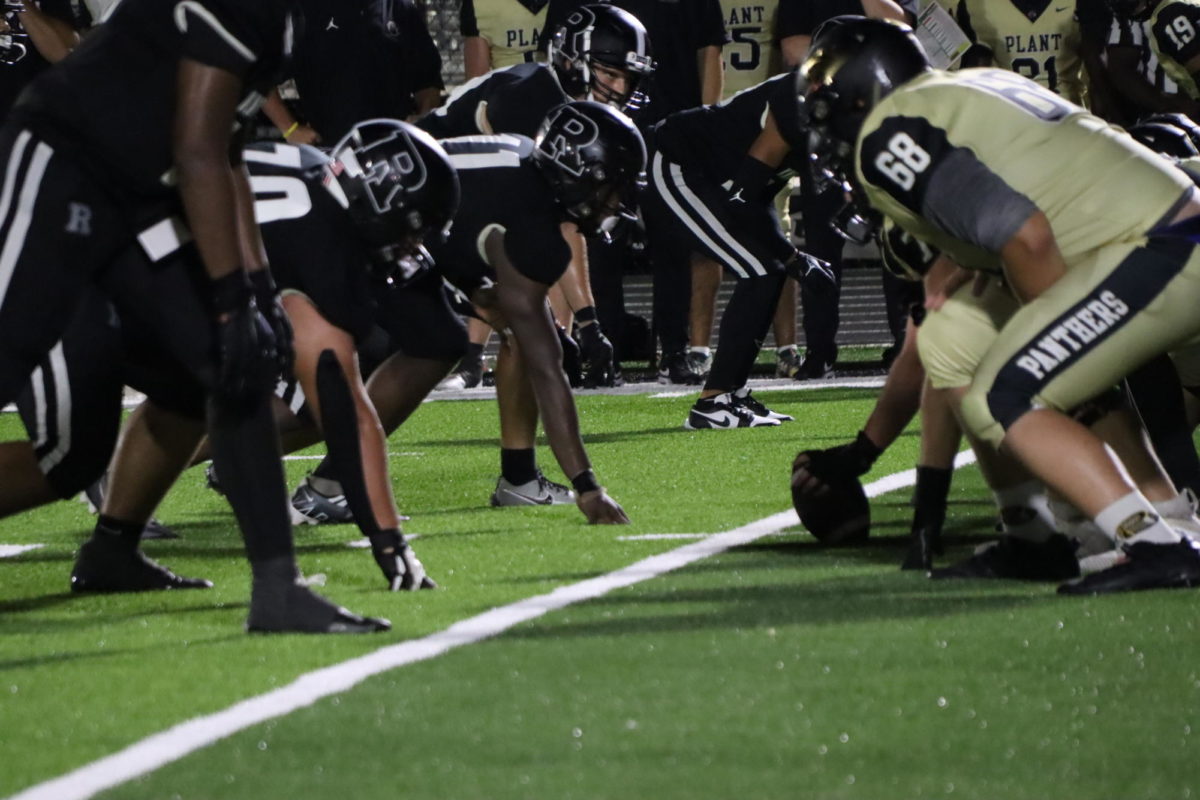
[578,489,630,524]
[577,322,615,388]
[370,532,437,591]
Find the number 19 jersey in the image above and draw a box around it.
[854,69,1193,273]
[1146,0,1200,99]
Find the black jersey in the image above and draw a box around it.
[244,142,376,342]
[428,134,571,291]
[289,0,443,142]
[417,61,566,139]
[652,71,805,183]
[12,0,298,199]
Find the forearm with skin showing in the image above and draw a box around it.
[555,224,595,312]
[17,2,78,63]
[698,45,723,106]
[862,317,924,451]
[174,60,247,284]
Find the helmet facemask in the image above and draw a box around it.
[549,4,655,112]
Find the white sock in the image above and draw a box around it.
[688,346,711,357]
[993,482,1056,541]
[1152,493,1195,521]
[1095,492,1180,545]
[777,345,797,355]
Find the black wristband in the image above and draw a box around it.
[210,269,251,316]
[575,305,598,324]
[570,469,601,495]
[247,268,277,301]
[850,430,884,467]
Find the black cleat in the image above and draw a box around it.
[657,350,704,385]
[1057,539,1200,595]
[141,518,180,540]
[70,540,212,592]
[246,580,391,634]
[204,462,225,496]
[900,524,945,571]
[930,534,1080,581]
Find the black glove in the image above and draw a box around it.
[794,430,883,484]
[368,530,437,591]
[577,322,614,388]
[211,270,276,401]
[556,324,583,387]
[249,269,293,376]
[786,250,837,294]
[900,466,952,571]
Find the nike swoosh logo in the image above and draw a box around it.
[694,410,739,428]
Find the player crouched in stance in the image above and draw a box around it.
[432,101,643,523]
[801,17,1200,593]
[0,0,394,632]
[75,121,455,595]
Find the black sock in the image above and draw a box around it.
[464,342,484,363]
[93,514,144,549]
[500,448,538,485]
[311,456,337,481]
[912,466,953,529]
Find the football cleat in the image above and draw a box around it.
[930,533,1080,581]
[1058,539,1200,595]
[290,476,355,525]
[796,352,835,380]
[776,347,802,378]
[657,350,704,385]
[83,475,180,539]
[684,393,780,430]
[204,462,225,495]
[70,540,212,592]
[491,472,577,506]
[436,354,485,391]
[246,579,390,634]
[731,386,793,422]
[685,349,712,378]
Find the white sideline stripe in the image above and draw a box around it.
[0,544,43,558]
[5,456,976,800]
[617,533,708,541]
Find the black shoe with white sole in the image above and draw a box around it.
[684,393,780,430]
[731,387,793,422]
[1058,539,1200,595]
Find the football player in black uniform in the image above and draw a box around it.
[642,69,833,429]
[431,101,643,522]
[0,0,394,633]
[413,4,652,506]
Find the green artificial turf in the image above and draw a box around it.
[2,387,1197,800]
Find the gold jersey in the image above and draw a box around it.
[1146,0,1200,99]
[467,0,549,69]
[955,0,1085,102]
[855,69,1193,273]
[720,0,783,97]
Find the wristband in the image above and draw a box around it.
[851,430,884,466]
[575,305,598,324]
[283,121,300,139]
[210,269,251,316]
[247,268,277,300]
[570,469,601,495]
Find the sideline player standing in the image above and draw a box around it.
[0,0,388,632]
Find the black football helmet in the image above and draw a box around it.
[1128,119,1200,159]
[533,101,647,240]
[1137,112,1200,153]
[548,4,655,111]
[801,17,930,190]
[330,119,460,280]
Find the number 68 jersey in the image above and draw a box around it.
[854,68,1194,274]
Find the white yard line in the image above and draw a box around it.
[5,451,976,800]
[0,544,43,559]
